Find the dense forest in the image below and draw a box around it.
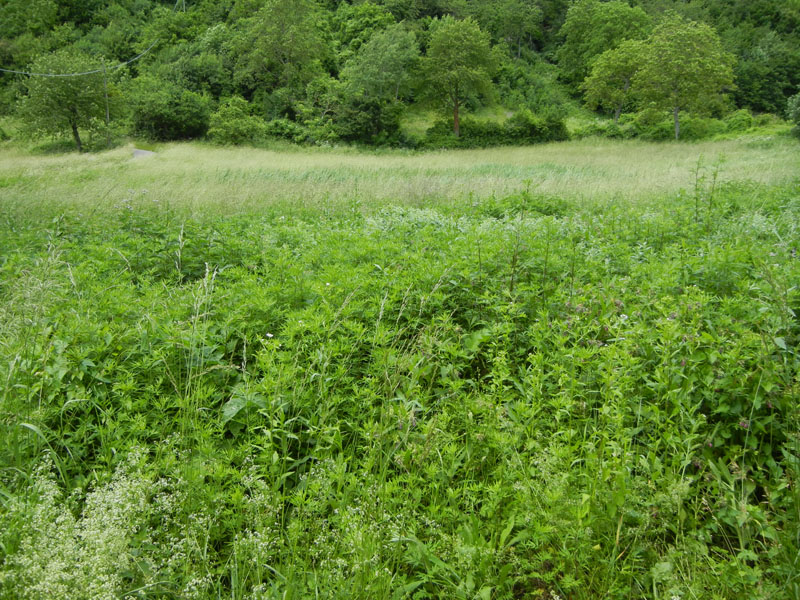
[1,0,799,148]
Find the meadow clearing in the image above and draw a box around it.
[0,134,799,599]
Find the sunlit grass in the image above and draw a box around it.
[1,135,797,220]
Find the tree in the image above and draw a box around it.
[634,16,735,140]
[231,0,326,103]
[467,0,543,57]
[423,16,495,137]
[582,39,644,124]
[340,24,419,100]
[333,1,395,62]
[556,0,650,87]
[17,49,110,152]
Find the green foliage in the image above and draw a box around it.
[635,113,727,141]
[423,109,568,148]
[333,1,395,61]
[129,75,211,140]
[340,24,419,101]
[582,39,644,124]
[230,0,326,104]
[788,93,800,133]
[495,57,571,114]
[556,0,650,87]
[146,34,233,99]
[332,96,405,145]
[634,15,736,140]
[3,0,795,148]
[467,0,543,56]
[0,0,57,39]
[728,28,800,114]
[15,48,115,152]
[723,108,754,133]
[207,96,266,145]
[422,16,496,136]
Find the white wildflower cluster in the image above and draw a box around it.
[182,574,214,600]
[0,454,151,600]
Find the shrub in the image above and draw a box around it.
[636,114,725,141]
[723,109,754,133]
[788,93,800,134]
[505,109,569,143]
[422,110,568,149]
[208,97,267,145]
[264,118,308,143]
[129,76,211,141]
[332,96,404,146]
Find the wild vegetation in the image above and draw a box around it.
[1,1,799,597]
[1,0,799,149]
[1,134,799,598]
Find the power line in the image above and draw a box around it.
[0,40,158,78]
[0,0,186,78]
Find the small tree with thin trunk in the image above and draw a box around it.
[17,49,109,152]
[633,15,735,140]
[423,16,495,137]
[582,39,644,124]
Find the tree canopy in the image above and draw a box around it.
[556,0,651,87]
[2,0,796,147]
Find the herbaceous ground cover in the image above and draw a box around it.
[0,136,799,599]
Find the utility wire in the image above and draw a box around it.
[0,0,185,78]
[0,40,158,78]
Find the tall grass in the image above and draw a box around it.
[0,135,797,220]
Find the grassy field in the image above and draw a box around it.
[1,134,799,599]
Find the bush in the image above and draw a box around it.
[422,110,569,149]
[573,120,632,140]
[723,109,754,133]
[504,109,569,143]
[208,97,267,145]
[635,114,726,141]
[264,118,308,143]
[788,93,800,134]
[332,96,404,146]
[129,76,211,141]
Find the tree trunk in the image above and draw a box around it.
[615,78,630,124]
[673,106,680,140]
[453,97,460,137]
[71,121,83,153]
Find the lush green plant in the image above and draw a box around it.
[340,24,419,102]
[207,96,266,145]
[129,75,211,140]
[423,109,568,148]
[788,93,800,135]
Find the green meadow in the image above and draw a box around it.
[1,134,799,599]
